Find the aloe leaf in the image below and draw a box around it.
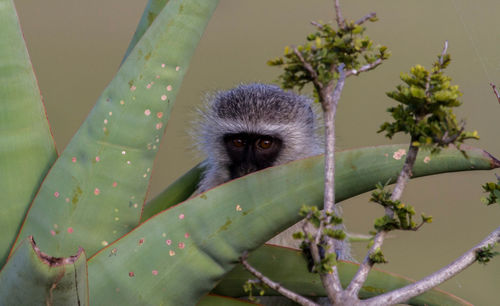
[141,144,500,221]
[87,145,495,305]
[213,245,471,306]
[0,236,88,305]
[198,294,261,306]
[141,163,204,222]
[0,0,57,267]
[14,0,219,259]
[122,0,171,63]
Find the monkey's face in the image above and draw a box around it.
[223,132,283,179]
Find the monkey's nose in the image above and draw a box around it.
[237,165,258,178]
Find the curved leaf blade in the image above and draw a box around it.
[14,0,219,258]
[141,163,204,222]
[0,236,88,305]
[122,0,171,63]
[213,245,472,306]
[87,145,496,305]
[0,0,57,267]
[198,294,261,306]
[141,145,500,221]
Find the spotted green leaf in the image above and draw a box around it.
[13,0,219,258]
[214,245,471,306]
[0,236,88,305]
[141,144,500,221]
[0,0,57,267]
[87,145,495,305]
[122,0,171,63]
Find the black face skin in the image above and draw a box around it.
[223,132,283,179]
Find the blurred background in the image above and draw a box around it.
[15,0,500,304]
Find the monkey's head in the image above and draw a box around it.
[195,83,322,193]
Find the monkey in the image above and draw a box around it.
[193,83,350,261]
[195,83,322,192]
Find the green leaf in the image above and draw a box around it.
[13,0,219,258]
[140,163,204,222]
[86,145,496,305]
[198,294,260,306]
[143,144,500,224]
[0,0,57,267]
[213,245,471,306]
[0,236,88,305]
[121,0,171,63]
[410,85,426,99]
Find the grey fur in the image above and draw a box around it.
[194,83,323,193]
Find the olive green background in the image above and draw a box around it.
[14,0,500,304]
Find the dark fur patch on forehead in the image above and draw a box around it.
[213,84,314,124]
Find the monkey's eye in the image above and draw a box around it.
[257,138,273,150]
[231,138,245,148]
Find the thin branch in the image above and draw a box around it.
[433,126,465,146]
[346,144,419,296]
[345,58,383,77]
[301,215,323,271]
[310,21,324,30]
[313,64,347,304]
[439,40,449,66]
[293,48,323,91]
[426,41,449,97]
[334,0,345,28]
[363,226,500,305]
[345,230,387,297]
[390,143,419,200]
[355,12,376,25]
[240,252,320,306]
[490,83,500,103]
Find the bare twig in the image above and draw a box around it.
[363,226,500,305]
[240,252,320,306]
[355,12,376,25]
[347,144,419,296]
[490,83,500,103]
[426,41,449,96]
[334,0,345,28]
[313,64,347,304]
[293,48,323,91]
[439,40,449,66]
[434,126,464,146]
[301,214,324,272]
[345,58,383,77]
[310,21,324,30]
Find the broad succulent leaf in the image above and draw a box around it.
[214,245,471,306]
[141,163,204,222]
[122,0,171,63]
[0,236,88,305]
[141,144,500,221]
[13,0,219,258]
[87,145,496,305]
[198,294,261,306]
[0,0,57,267]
